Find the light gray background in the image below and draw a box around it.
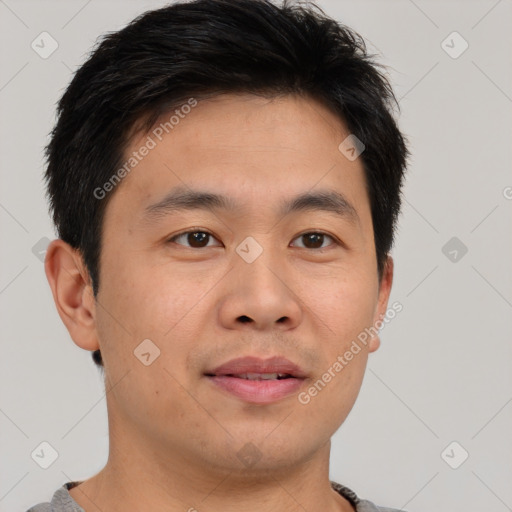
[1,0,511,510]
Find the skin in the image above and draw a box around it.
[45,93,393,512]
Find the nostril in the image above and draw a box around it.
[238,315,252,323]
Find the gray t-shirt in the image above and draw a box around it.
[26,480,406,511]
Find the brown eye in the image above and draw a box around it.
[291,232,336,250]
[168,230,337,250]
[168,230,220,248]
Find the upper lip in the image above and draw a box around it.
[205,356,307,378]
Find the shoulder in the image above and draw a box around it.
[25,504,51,512]
[358,502,407,512]
[25,482,85,512]
[331,481,407,512]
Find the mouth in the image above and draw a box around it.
[206,372,295,380]
[204,356,307,404]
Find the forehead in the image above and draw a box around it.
[104,93,371,227]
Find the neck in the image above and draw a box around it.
[69,420,354,512]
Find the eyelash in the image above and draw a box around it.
[166,229,340,251]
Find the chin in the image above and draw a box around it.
[194,428,329,475]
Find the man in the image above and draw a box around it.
[28,0,409,510]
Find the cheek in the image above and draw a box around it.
[95,256,216,398]
[99,252,206,338]
[294,354,368,448]
[291,275,376,429]
[310,273,378,344]
[95,281,197,433]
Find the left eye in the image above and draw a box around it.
[167,230,337,250]
[290,232,337,250]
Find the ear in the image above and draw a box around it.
[368,255,394,353]
[44,239,99,352]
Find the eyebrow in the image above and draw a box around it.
[142,185,360,226]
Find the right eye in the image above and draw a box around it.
[166,229,222,248]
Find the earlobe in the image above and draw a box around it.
[368,335,381,353]
[369,255,394,354]
[44,239,99,352]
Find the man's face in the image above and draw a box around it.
[92,93,392,472]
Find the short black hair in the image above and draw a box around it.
[45,0,409,368]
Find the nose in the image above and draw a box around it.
[217,254,303,331]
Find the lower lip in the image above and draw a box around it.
[206,375,304,404]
